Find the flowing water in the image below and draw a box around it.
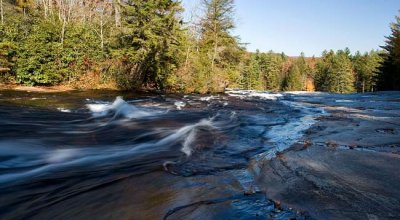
[0,89,399,219]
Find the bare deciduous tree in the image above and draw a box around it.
[1,0,4,25]
[113,0,121,27]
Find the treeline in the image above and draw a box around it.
[241,51,315,91]
[0,0,397,93]
[315,49,382,93]
[0,0,185,90]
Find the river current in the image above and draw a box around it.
[0,89,399,219]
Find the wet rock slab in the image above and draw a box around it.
[259,144,400,219]
[5,171,307,220]
[256,92,400,220]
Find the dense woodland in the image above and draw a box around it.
[0,0,398,93]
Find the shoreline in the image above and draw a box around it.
[0,83,77,93]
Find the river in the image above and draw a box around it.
[0,89,399,219]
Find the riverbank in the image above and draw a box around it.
[0,83,76,93]
[0,81,126,93]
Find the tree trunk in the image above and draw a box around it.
[67,0,73,23]
[48,0,53,17]
[184,46,190,69]
[113,0,121,27]
[0,0,3,25]
[210,18,219,88]
[100,13,104,51]
[42,0,48,18]
[362,80,365,93]
[61,8,66,46]
[58,1,62,21]
[211,37,218,71]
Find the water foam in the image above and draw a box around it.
[86,96,159,119]
[178,119,216,156]
[200,96,216,101]
[226,90,283,101]
[57,107,71,113]
[0,118,219,186]
[174,101,186,110]
[226,89,326,159]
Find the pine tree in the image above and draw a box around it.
[198,0,242,91]
[258,51,284,91]
[296,52,310,90]
[353,50,382,92]
[242,52,262,90]
[113,0,183,90]
[333,51,355,93]
[376,15,400,91]
[315,50,355,93]
[283,63,302,91]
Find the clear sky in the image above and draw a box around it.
[181,0,400,56]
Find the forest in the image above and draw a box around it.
[0,0,398,93]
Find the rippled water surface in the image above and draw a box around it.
[1,89,399,219]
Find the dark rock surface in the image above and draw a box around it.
[254,91,400,220]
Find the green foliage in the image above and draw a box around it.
[16,21,62,85]
[112,0,183,90]
[62,23,103,80]
[241,51,304,91]
[242,53,262,90]
[0,28,17,74]
[0,4,31,82]
[376,14,400,91]
[0,0,387,93]
[353,50,382,92]
[283,64,302,91]
[295,52,311,89]
[198,0,243,92]
[258,52,286,91]
[315,50,355,93]
[15,20,102,85]
[14,0,34,13]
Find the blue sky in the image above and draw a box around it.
[181,0,400,56]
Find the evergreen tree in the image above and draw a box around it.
[242,52,262,90]
[333,50,355,93]
[283,63,302,91]
[113,0,183,90]
[296,52,310,90]
[198,0,242,92]
[0,0,388,93]
[253,51,283,91]
[353,50,382,92]
[315,50,355,93]
[16,21,63,85]
[376,15,400,91]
